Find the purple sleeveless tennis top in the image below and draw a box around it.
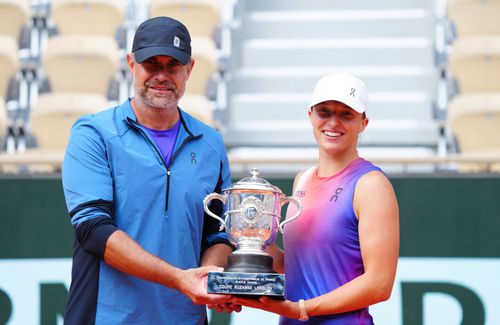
[280,158,381,324]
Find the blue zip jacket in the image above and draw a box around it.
[62,99,231,324]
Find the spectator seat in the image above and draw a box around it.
[448,0,500,37]
[449,36,500,93]
[0,35,19,99]
[186,37,218,96]
[51,0,125,37]
[179,94,214,126]
[448,93,500,171]
[42,34,119,95]
[149,0,221,39]
[0,98,6,147]
[0,0,30,40]
[30,92,108,150]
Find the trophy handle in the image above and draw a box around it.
[203,193,227,231]
[278,196,303,233]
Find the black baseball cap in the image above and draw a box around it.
[132,16,191,64]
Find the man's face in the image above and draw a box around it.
[127,54,194,109]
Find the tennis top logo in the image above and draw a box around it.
[295,190,306,198]
[329,187,343,202]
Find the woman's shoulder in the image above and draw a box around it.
[292,166,316,191]
[355,169,395,202]
[357,169,391,188]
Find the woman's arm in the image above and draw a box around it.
[305,170,399,316]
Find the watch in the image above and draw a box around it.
[298,299,309,321]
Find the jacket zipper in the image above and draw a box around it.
[166,168,171,210]
[165,135,194,210]
[129,118,195,211]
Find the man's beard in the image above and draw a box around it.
[134,80,184,109]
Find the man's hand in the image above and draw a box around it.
[175,266,232,305]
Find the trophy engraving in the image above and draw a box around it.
[203,167,302,296]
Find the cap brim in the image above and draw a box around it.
[134,46,190,65]
[309,97,365,113]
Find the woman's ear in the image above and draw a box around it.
[359,117,369,133]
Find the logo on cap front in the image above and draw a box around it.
[173,36,180,47]
[350,88,356,97]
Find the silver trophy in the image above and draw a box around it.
[203,167,302,296]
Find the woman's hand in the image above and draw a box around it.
[232,296,299,319]
[208,302,242,314]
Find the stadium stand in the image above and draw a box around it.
[42,0,125,97]
[33,0,125,131]
[219,0,442,173]
[0,0,125,171]
[1,0,499,174]
[445,0,500,172]
[0,0,225,172]
[23,32,120,158]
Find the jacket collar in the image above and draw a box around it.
[120,98,202,138]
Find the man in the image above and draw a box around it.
[62,16,234,324]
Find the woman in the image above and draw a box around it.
[233,73,399,324]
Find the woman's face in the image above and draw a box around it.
[308,100,368,156]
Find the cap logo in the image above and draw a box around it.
[173,36,180,47]
[350,88,356,97]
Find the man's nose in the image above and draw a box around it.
[153,67,172,79]
[156,65,171,75]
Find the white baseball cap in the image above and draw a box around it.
[309,72,369,113]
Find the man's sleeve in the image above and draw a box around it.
[201,137,234,251]
[62,116,117,258]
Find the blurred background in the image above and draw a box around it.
[0,0,499,324]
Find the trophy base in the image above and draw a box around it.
[207,271,284,297]
[226,253,274,273]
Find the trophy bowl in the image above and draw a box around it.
[203,167,302,295]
